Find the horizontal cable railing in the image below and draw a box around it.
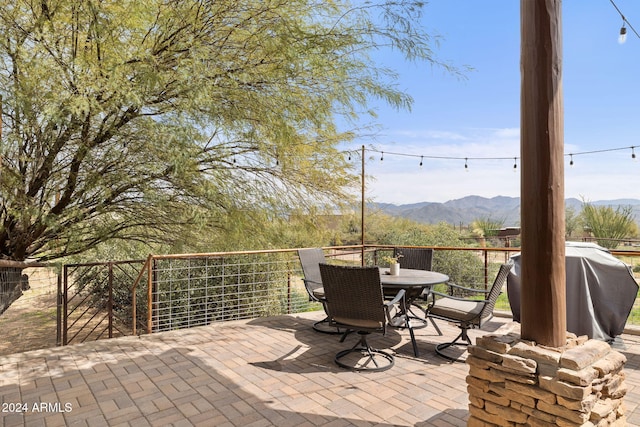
[60,245,640,342]
[3,244,637,353]
[145,250,321,334]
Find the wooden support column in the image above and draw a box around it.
[520,0,566,346]
[361,145,365,266]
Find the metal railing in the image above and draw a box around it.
[5,243,637,353]
[129,245,527,335]
[125,245,640,336]
[131,249,323,334]
[62,260,146,345]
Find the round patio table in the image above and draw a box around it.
[379,268,449,289]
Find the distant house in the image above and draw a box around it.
[494,227,521,247]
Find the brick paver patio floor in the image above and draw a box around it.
[2,311,640,426]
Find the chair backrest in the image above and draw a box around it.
[298,248,326,298]
[319,264,386,328]
[393,247,433,271]
[480,261,514,324]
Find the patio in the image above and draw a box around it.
[2,311,640,426]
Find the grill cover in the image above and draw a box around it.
[507,242,639,341]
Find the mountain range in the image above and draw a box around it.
[372,196,640,227]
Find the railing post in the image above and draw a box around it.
[62,265,68,345]
[56,270,62,346]
[484,250,489,289]
[108,263,114,338]
[147,256,153,334]
[132,276,137,337]
[287,271,292,314]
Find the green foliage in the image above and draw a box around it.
[469,216,505,239]
[0,0,457,261]
[565,205,581,238]
[581,200,637,249]
[344,211,484,288]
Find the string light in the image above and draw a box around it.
[620,23,628,44]
[609,0,640,42]
[261,142,640,171]
[359,144,640,172]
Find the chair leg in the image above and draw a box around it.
[435,325,472,362]
[335,332,394,372]
[389,300,429,330]
[429,317,443,336]
[405,315,419,357]
[312,316,344,335]
[311,302,344,334]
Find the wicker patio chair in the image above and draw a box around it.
[297,248,342,334]
[319,263,407,372]
[425,261,513,361]
[394,247,434,271]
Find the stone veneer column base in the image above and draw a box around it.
[466,323,627,426]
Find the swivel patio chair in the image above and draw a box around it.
[297,248,342,334]
[425,261,512,361]
[393,247,433,271]
[319,263,408,372]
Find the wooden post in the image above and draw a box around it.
[361,144,365,266]
[520,0,566,346]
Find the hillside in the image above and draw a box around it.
[372,196,640,226]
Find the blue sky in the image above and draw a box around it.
[357,0,640,204]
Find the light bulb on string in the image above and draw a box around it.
[513,157,517,172]
[464,158,468,172]
[569,154,574,167]
[632,146,636,161]
[380,152,384,161]
[419,156,423,167]
[620,23,628,44]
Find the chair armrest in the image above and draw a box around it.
[442,281,490,295]
[384,289,406,307]
[384,289,407,325]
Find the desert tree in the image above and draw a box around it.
[0,0,457,261]
[469,216,505,239]
[581,200,637,249]
[565,205,581,238]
